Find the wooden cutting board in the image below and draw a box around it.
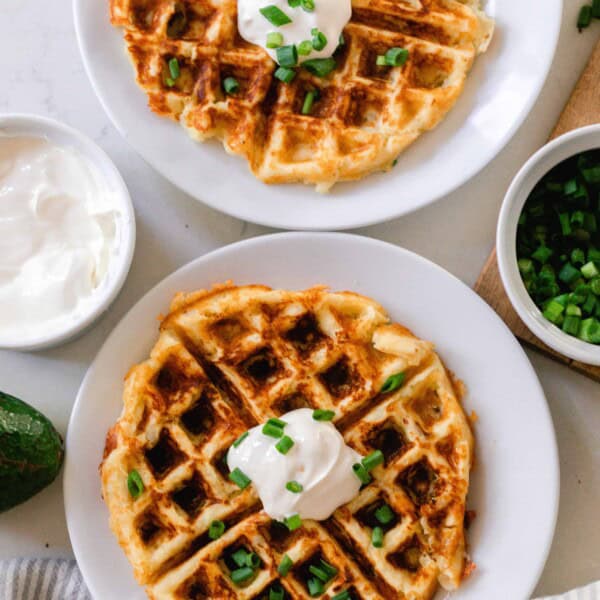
[474,40,600,382]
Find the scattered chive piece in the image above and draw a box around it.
[208,519,225,540]
[352,463,372,485]
[268,417,287,428]
[276,435,295,454]
[267,32,284,48]
[263,422,285,438]
[578,4,593,30]
[332,591,351,600]
[168,57,180,80]
[278,554,294,576]
[302,57,336,77]
[307,577,324,596]
[288,0,301,5]
[277,44,298,67]
[338,32,345,46]
[284,513,302,531]
[302,90,317,115]
[301,0,315,11]
[312,408,335,421]
[579,318,600,343]
[374,503,395,525]
[229,467,251,489]
[165,77,175,87]
[384,47,409,66]
[223,76,240,94]
[269,584,285,600]
[376,55,387,66]
[246,552,262,569]
[286,480,303,493]
[232,548,250,568]
[362,450,384,471]
[230,566,255,584]
[259,5,292,26]
[380,371,405,393]
[298,40,313,55]
[274,66,296,83]
[318,560,337,580]
[309,564,330,582]
[232,431,249,448]
[372,526,384,548]
[311,28,327,51]
[582,261,600,279]
[127,470,144,499]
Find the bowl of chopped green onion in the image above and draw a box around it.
[497,124,600,365]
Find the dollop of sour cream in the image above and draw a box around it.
[237,0,351,65]
[227,408,362,521]
[0,135,122,342]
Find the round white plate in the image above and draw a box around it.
[72,0,562,230]
[65,233,559,600]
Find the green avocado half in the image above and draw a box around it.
[0,391,64,513]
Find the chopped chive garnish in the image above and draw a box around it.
[374,503,394,525]
[332,591,351,600]
[303,57,336,77]
[278,554,294,576]
[286,480,303,493]
[302,90,318,115]
[267,31,284,48]
[307,577,324,596]
[309,564,330,582]
[230,566,255,584]
[232,431,249,448]
[276,44,298,67]
[298,40,313,55]
[579,318,600,343]
[232,548,250,568]
[578,4,593,30]
[208,519,225,540]
[380,371,405,393]
[288,0,301,5]
[362,450,384,471]
[312,408,335,421]
[276,435,295,454]
[311,28,327,51]
[268,417,287,428]
[223,76,240,94]
[127,469,144,499]
[301,0,315,11]
[318,560,337,580]
[269,584,285,600]
[168,57,180,80]
[352,463,371,485]
[372,526,384,548]
[229,467,251,489]
[284,513,302,531]
[263,422,284,438]
[165,77,175,87]
[338,32,345,47]
[376,55,387,66]
[384,47,409,66]
[246,552,262,569]
[274,66,296,83]
[259,5,292,26]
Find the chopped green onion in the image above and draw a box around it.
[579,318,600,343]
[380,371,405,393]
[246,552,261,569]
[578,4,593,30]
[352,463,372,485]
[229,467,251,489]
[374,503,395,525]
[301,0,315,11]
[230,566,255,584]
[559,263,581,285]
[278,554,294,576]
[267,32,284,48]
[591,278,600,295]
[277,44,298,67]
[311,28,327,51]
[269,584,285,600]
[582,261,600,279]
[168,57,180,80]
[208,519,225,540]
[232,431,249,448]
[268,417,287,428]
[284,513,302,531]
[274,66,296,83]
[332,591,351,600]
[223,76,240,95]
[563,314,581,336]
[543,300,565,324]
[288,0,301,5]
[307,577,324,596]
[312,409,335,421]
[318,560,337,580]
[303,57,336,77]
[298,40,313,55]
[518,258,535,280]
[372,526,384,548]
[362,450,384,471]
[566,303,582,317]
[309,565,330,582]
[127,470,144,499]
[286,480,303,493]
[338,33,345,47]
[532,245,553,264]
[376,55,387,66]
[263,422,284,438]
[276,435,295,454]
[571,248,586,265]
[259,5,292,26]
[232,548,250,568]
[384,47,409,66]
[165,77,175,87]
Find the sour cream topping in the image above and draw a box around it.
[237,0,351,65]
[0,135,122,342]
[227,408,362,521]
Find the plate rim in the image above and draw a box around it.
[71,0,563,231]
[64,231,560,599]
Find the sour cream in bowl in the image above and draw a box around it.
[0,115,135,351]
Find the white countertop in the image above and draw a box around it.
[0,1,598,597]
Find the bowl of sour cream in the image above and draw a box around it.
[0,114,135,351]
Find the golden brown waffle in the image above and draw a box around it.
[102,284,474,599]
[109,0,493,190]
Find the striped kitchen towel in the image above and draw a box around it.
[537,581,600,600]
[0,559,91,600]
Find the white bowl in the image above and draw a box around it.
[0,114,136,351]
[497,124,600,366]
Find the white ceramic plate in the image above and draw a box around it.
[72,0,562,230]
[65,233,559,600]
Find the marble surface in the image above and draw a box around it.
[0,1,598,597]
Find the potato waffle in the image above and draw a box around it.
[109,0,493,190]
[101,284,474,599]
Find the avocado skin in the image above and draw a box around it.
[0,391,64,513]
